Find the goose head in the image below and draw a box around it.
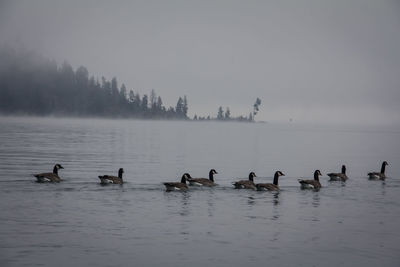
[341,165,346,174]
[381,161,388,174]
[273,171,285,185]
[249,172,256,181]
[118,168,124,178]
[53,164,64,174]
[314,170,322,180]
[181,173,191,183]
[55,164,64,169]
[209,169,218,181]
[209,169,218,175]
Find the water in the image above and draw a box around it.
[0,117,399,267]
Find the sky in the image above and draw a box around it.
[0,0,399,124]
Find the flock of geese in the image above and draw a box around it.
[33,161,389,191]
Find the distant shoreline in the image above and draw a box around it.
[0,47,260,123]
[0,113,264,123]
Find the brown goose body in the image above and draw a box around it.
[368,161,388,180]
[256,183,279,191]
[163,173,189,191]
[327,165,348,181]
[98,168,124,184]
[233,172,257,190]
[299,170,322,190]
[187,169,217,187]
[34,164,64,183]
[368,172,386,180]
[256,171,285,191]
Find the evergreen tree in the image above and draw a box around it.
[142,94,148,111]
[76,66,89,88]
[217,106,224,120]
[120,84,127,100]
[129,90,135,103]
[102,76,111,95]
[253,97,261,118]
[156,96,163,110]
[150,89,157,110]
[134,93,141,108]
[183,95,188,118]
[225,107,231,120]
[111,77,119,96]
[176,97,184,117]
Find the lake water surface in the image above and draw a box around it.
[0,117,399,266]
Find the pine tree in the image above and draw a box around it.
[142,94,148,111]
[176,97,184,117]
[111,77,119,96]
[150,89,157,110]
[156,96,163,110]
[217,106,224,120]
[183,95,188,118]
[120,84,127,100]
[253,97,261,119]
[225,107,231,120]
[129,90,135,103]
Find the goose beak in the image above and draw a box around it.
[60,166,64,169]
[281,173,285,176]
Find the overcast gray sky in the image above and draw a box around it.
[1,0,399,124]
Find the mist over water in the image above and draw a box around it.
[1,1,400,124]
[0,117,399,266]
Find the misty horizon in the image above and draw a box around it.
[0,0,399,125]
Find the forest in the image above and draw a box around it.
[0,47,260,121]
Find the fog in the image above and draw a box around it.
[1,0,399,124]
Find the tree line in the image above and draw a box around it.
[0,47,189,119]
[0,47,260,121]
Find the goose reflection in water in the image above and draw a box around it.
[270,193,281,221]
[312,193,320,208]
[247,196,256,206]
[179,191,191,217]
[207,190,216,218]
[272,192,280,206]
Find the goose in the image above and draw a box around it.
[187,169,218,187]
[256,171,285,191]
[368,161,388,180]
[98,168,124,184]
[163,173,190,191]
[233,172,257,190]
[327,165,348,181]
[34,164,64,183]
[299,170,322,190]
